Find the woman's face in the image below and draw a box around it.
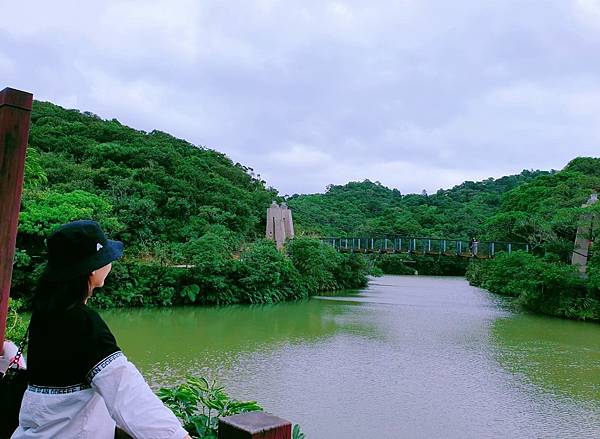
[89,263,112,290]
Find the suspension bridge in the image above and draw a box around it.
[319,237,530,259]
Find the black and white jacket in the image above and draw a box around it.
[11,304,187,439]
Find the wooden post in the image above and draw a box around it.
[219,412,292,439]
[0,87,33,347]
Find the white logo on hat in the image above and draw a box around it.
[96,243,104,251]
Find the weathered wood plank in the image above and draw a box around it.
[218,412,291,439]
[0,87,33,346]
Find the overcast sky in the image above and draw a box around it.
[2,0,600,195]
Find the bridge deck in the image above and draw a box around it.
[322,237,529,259]
[338,248,493,258]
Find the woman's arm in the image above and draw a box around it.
[89,352,189,439]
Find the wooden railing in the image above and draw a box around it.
[0,87,33,347]
[219,412,292,439]
[320,236,530,259]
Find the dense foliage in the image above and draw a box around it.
[28,102,275,243]
[5,299,28,343]
[467,252,600,321]
[466,157,600,321]
[287,172,549,238]
[480,158,600,258]
[91,237,368,308]
[12,101,367,308]
[287,172,550,277]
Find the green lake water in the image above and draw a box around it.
[102,275,600,438]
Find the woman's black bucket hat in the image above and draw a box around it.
[43,220,124,281]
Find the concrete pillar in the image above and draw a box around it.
[266,202,295,250]
[572,193,598,273]
[281,202,294,240]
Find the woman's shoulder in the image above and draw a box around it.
[65,304,121,369]
[31,304,110,334]
[78,303,102,319]
[77,304,113,333]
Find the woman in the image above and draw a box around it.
[11,220,191,439]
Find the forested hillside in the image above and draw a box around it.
[287,170,549,238]
[468,157,600,321]
[10,100,600,322]
[23,101,276,247]
[481,158,600,257]
[11,101,368,309]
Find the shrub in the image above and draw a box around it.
[467,251,600,321]
[157,376,262,439]
[235,240,306,303]
[5,298,29,343]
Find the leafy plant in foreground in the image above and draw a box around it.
[157,376,262,438]
[293,424,306,439]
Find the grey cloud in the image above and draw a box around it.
[2,0,600,195]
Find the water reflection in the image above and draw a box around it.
[491,313,600,402]
[103,298,380,385]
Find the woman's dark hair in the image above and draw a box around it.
[33,272,90,312]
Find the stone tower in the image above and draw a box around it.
[571,193,598,273]
[266,202,294,249]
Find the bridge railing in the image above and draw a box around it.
[319,236,529,258]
